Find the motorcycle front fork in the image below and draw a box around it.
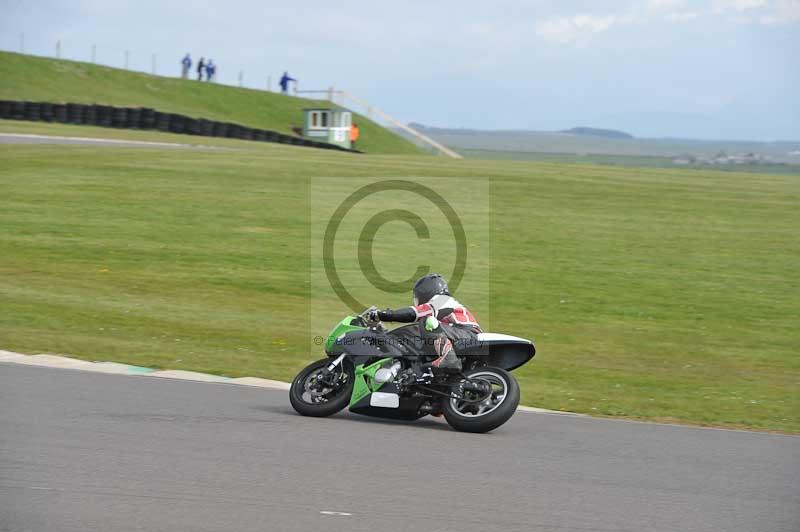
[312,354,346,388]
[326,354,345,372]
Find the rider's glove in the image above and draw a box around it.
[368,309,381,322]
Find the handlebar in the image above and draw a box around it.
[360,306,383,328]
[360,305,378,319]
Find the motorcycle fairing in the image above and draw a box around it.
[466,333,536,372]
[338,327,536,372]
[349,358,390,407]
[348,358,428,420]
[324,316,367,355]
[349,378,428,420]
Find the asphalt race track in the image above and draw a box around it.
[1,363,797,532]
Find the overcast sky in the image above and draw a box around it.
[2,0,798,140]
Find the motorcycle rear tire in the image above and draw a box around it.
[443,367,520,433]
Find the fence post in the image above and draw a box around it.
[293,80,298,95]
[124,50,129,69]
[19,33,24,53]
[328,86,334,101]
[151,53,156,75]
[238,70,243,87]
[56,40,61,59]
[91,44,96,63]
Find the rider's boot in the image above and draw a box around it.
[420,313,463,373]
[430,336,462,372]
[397,364,434,385]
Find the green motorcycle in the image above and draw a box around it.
[289,307,535,433]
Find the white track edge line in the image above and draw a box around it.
[0,350,561,410]
[0,132,187,147]
[6,349,794,434]
[0,132,233,150]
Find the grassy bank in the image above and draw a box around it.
[0,51,422,155]
[0,135,797,432]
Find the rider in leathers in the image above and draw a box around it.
[369,274,481,372]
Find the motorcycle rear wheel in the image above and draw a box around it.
[289,358,353,417]
[443,367,520,433]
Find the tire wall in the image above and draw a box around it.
[0,100,356,153]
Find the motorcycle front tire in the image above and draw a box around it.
[289,358,353,417]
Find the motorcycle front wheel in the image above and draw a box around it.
[443,367,520,433]
[289,358,353,417]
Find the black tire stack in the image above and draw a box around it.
[154,111,170,132]
[140,108,156,129]
[39,103,54,122]
[0,100,11,120]
[0,99,356,153]
[110,107,127,128]
[53,104,68,123]
[210,122,227,137]
[125,107,141,129]
[11,101,26,120]
[225,123,240,139]
[167,113,185,134]
[82,104,96,125]
[23,101,41,121]
[95,105,113,127]
[66,103,83,125]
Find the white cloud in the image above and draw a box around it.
[665,11,704,20]
[648,0,688,11]
[530,1,793,45]
[712,0,769,12]
[710,0,800,25]
[647,0,791,24]
[760,0,800,23]
[534,13,629,43]
[643,0,707,23]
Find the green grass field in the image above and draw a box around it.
[1,121,797,432]
[458,148,800,176]
[0,51,421,155]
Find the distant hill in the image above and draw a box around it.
[402,122,800,164]
[561,127,633,139]
[0,51,422,155]
[409,123,633,139]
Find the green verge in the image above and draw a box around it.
[0,128,797,432]
[458,148,800,176]
[0,51,422,156]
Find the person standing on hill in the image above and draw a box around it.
[205,60,216,82]
[197,57,205,81]
[279,71,296,94]
[350,122,360,149]
[181,53,192,79]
